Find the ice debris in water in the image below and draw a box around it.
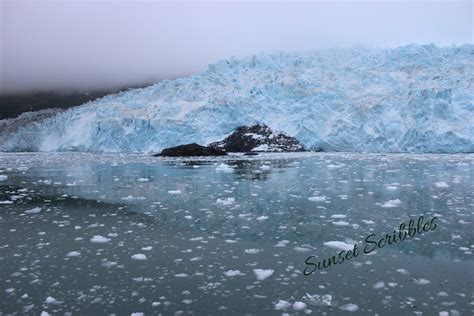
[90,235,111,243]
[253,269,274,281]
[323,241,354,251]
[215,163,234,173]
[339,303,359,312]
[0,175,7,181]
[24,207,42,214]
[381,199,402,208]
[131,254,147,260]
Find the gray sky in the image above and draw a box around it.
[0,0,472,95]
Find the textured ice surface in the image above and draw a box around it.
[0,45,472,153]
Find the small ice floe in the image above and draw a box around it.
[362,220,375,225]
[0,175,8,181]
[304,293,332,306]
[244,248,262,254]
[331,214,347,219]
[327,163,345,169]
[308,196,326,202]
[184,215,193,220]
[44,296,60,304]
[323,241,354,251]
[216,197,235,205]
[411,278,431,285]
[434,181,449,188]
[137,178,149,182]
[275,240,290,247]
[215,163,234,173]
[294,246,311,252]
[174,273,189,278]
[0,200,13,204]
[90,235,111,243]
[66,251,81,257]
[168,190,182,195]
[121,195,135,201]
[396,268,409,274]
[439,312,449,316]
[332,220,350,226]
[339,303,359,312]
[386,186,398,190]
[256,215,269,221]
[293,301,306,311]
[260,165,271,171]
[131,254,147,260]
[40,312,50,316]
[131,313,144,316]
[223,270,245,277]
[25,207,42,214]
[274,300,291,310]
[253,269,274,281]
[381,199,402,208]
[373,281,385,289]
[142,246,153,251]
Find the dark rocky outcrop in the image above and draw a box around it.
[209,124,305,152]
[155,143,227,157]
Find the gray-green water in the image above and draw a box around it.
[0,153,472,315]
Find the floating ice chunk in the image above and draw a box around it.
[260,165,271,171]
[396,268,409,274]
[0,200,13,204]
[332,220,349,226]
[381,199,402,208]
[294,246,311,252]
[0,175,7,181]
[331,214,347,218]
[132,254,147,260]
[304,293,332,306]
[373,281,385,289]
[339,303,359,312]
[434,181,449,188]
[244,248,262,254]
[44,296,59,304]
[362,220,375,224]
[167,190,182,195]
[137,178,149,182]
[121,195,135,201]
[323,241,354,251]
[90,235,111,243]
[131,313,145,316]
[412,278,431,285]
[256,215,269,221]
[40,312,50,316]
[223,270,244,277]
[274,300,291,310]
[308,196,326,202]
[253,269,274,281]
[216,197,235,205]
[293,301,306,311]
[142,246,153,251]
[386,186,398,190]
[439,312,449,316]
[215,163,234,173]
[66,251,81,257]
[174,273,189,278]
[25,207,42,214]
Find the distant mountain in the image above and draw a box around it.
[0,44,472,153]
[0,84,152,120]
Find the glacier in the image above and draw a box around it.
[0,44,473,153]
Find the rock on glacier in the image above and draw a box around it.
[0,44,472,153]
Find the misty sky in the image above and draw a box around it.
[1,0,472,95]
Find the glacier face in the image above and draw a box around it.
[1,44,473,153]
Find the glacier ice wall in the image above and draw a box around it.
[0,44,473,153]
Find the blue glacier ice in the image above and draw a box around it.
[0,44,473,153]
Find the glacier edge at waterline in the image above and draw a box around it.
[0,44,473,153]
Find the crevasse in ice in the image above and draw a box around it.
[1,44,472,153]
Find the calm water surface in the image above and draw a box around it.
[0,153,472,315]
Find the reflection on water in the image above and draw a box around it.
[0,153,473,315]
